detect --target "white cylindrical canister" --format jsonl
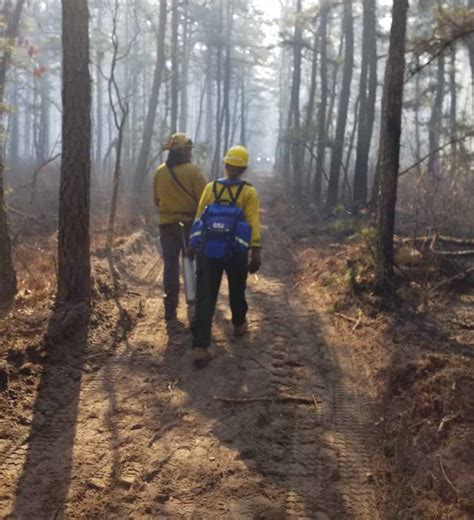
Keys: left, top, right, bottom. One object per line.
{"left": 183, "top": 257, "right": 197, "bottom": 303}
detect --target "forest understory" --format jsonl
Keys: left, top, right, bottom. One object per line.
{"left": 0, "top": 181, "right": 473, "bottom": 520}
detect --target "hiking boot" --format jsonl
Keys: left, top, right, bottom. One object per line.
{"left": 233, "top": 321, "right": 248, "bottom": 337}
{"left": 193, "top": 347, "right": 212, "bottom": 368}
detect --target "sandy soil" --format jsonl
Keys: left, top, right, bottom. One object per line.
{"left": 0, "top": 189, "right": 472, "bottom": 519}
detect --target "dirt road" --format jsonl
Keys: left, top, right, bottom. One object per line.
{"left": 0, "top": 207, "right": 384, "bottom": 519}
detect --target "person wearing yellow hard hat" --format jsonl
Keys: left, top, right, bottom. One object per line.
{"left": 187, "top": 145, "right": 262, "bottom": 367}
{"left": 154, "top": 132, "right": 207, "bottom": 322}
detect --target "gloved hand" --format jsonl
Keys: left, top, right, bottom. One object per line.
{"left": 186, "top": 245, "right": 196, "bottom": 261}
{"left": 248, "top": 248, "right": 261, "bottom": 274}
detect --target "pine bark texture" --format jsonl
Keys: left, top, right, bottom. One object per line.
{"left": 57, "top": 0, "right": 92, "bottom": 302}
{"left": 374, "top": 0, "right": 409, "bottom": 290}
{"left": 0, "top": 0, "right": 25, "bottom": 304}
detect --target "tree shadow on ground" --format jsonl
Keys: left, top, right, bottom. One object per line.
{"left": 11, "top": 301, "right": 90, "bottom": 519}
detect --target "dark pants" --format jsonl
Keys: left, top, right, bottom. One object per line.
{"left": 191, "top": 252, "right": 249, "bottom": 348}
{"left": 159, "top": 222, "right": 192, "bottom": 320}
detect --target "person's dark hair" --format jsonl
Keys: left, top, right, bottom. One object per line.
{"left": 225, "top": 164, "right": 247, "bottom": 177}
{"left": 166, "top": 148, "right": 191, "bottom": 168}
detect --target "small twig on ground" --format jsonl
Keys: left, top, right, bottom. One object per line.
{"left": 352, "top": 315, "right": 362, "bottom": 331}
{"left": 214, "top": 395, "right": 321, "bottom": 405}
{"left": 334, "top": 312, "right": 361, "bottom": 327}
{"left": 438, "top": 454, "right": 459, "bottom": 497}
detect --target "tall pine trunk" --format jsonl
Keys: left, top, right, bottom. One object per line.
{"left": 134, "top": 0, "right": 167, "bottom": 190}
{"left": 170, "top": 0, "right": 179, "bottom": 134}
{"left": 326, "top": 0, "right": 354, "bottom": 211}
{"left": 353, "top": 0, "right": 377, "bottom": 207}
{"left": 314, "top": 2, "right": 329, "bottom": 206}
{"left": 0, "top": 0, "right": 25, "bottom": 305}
{"left": 374, "top": 0, "right": 409, "bottom": 291}
{"left": 57, "top": 0, "right": 92, "bottom": 302}
{"left": 427, "top": 54, "right": 445, "bottom": 179}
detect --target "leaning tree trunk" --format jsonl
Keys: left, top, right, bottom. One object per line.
{"left": 134, "top": 0, "right": 167, "bottom": 190}
{"left": 57, "top": 0, "right": 92, "bottom": 303}
{"left": 325, "top": 0, "right": 354, "bottom": 211}
{"left": 353, "top": 0, "right": 377, "bottom": 208}
{"left": 374, "top": 0, "right": 409, "bottom": 292}
{"left": 0, "top": 0, "right": 25, "bottom": 305}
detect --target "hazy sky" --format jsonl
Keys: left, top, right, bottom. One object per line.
{"left": 253, "top": 0, "right": 281, "bottom": 20}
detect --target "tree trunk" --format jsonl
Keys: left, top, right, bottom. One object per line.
{"left": 211, "top": 0, "right": 224, "bottom": 179}
{"left": 289, "top": 0, "right": 303, "bottom": 197}
{"left": 170, "top": 0, "right": 179, "bottom": 134}
{"left": 205, "top": 44, "right": 213, "bottom": 143}
{"left": 449, "top": 44, "right": 457, "bottom": 165}
{"left": 134, "top": 0, "right": 167, "bottom": 190}
{"left": 223, "top": 1, "right": 234, "bottom": 153}
{"left": 374, "top": 0, "right": 409, "bottom": 291}
{"left": 304, "top": 21, "right": 319, "bottom": 188}
{"left": 428, "top": 54, "right": 445, "bottom": 179}
{"left": 8, "top": 69, "right": 19, "bottom": 168}
{"left": 0, "top": 0, "right": 25, "bottom": 305}
{"left": 179, "top": 0, "right": 190, "bottom": 133}
{"left": 467, "top": 0, "right": 474, "bottom": 102}
{"left": 353, "top": 0, "right": 377, "bottom": 207}
{"left": 326, "top": 0, "right": 354, "bottom": 211}
{"left": 314, "top": 2, "right": 329, "bottom": 206}
{"left": 414, "top": 71, "right": 422, "bottom": 176}
{"left": 240, "top": 76, "right": 246, "bottom": 146}
{"left": 38, "top": 72, "right": 51, "bottom": 164}
{"left": 57, "top": 0, "right": 92, "bottom": 303}
{"left": 95, "top": 50, "right": 104, "bottom": 168}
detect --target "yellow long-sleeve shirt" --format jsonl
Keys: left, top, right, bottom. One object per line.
{"left": 154, "top": 162, "right": 207, "bottom": 224}
{"left": 196, "top": 180, "right": 262, "bottom": 248}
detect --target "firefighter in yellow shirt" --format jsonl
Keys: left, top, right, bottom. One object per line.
{"left": 188, "top": 146, "right": 262, "bottom": 367}
{"left": 154, "top": 133, "right": 207, "bottom": 321}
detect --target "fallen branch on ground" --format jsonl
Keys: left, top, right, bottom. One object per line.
{"left": 214, "top": 394, "right": 321, "bottom": 405}
{"left": 399, "top": 132, "right": 474, "bottom": 177}
{"left": 432, "top": 267, "right": 474, "bottom": 291}
{"left": 7, "top": 205, "right": 50, "bottom": 229}
{"left": 395, "top": 235, "right": 474, "bottom": 247}
{"left": 434, "top": 250, "right": 474, "bottom": 258}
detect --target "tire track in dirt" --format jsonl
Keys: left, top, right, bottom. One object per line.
{"left": 2, "top": 217, "right": 381, "bottom": 518}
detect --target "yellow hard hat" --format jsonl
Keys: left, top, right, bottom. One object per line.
{"left": 163, "top": 132, "right": 193, "bottom": 151}
{"left": 223, "top": 145, "right": 249, "bottom": 168}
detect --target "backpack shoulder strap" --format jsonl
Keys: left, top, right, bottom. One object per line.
{"left": 228, "top": 180, "right": 248, "bottom": 205}
{"left": 168, "top": 164, "right": 198, "bottom": 203}
{"left": 213, "top": 180, "right": 228, "bottom": 203}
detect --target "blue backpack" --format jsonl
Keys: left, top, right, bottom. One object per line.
{"left": 190, "top": 179, "right": 252, "bottom": 259}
